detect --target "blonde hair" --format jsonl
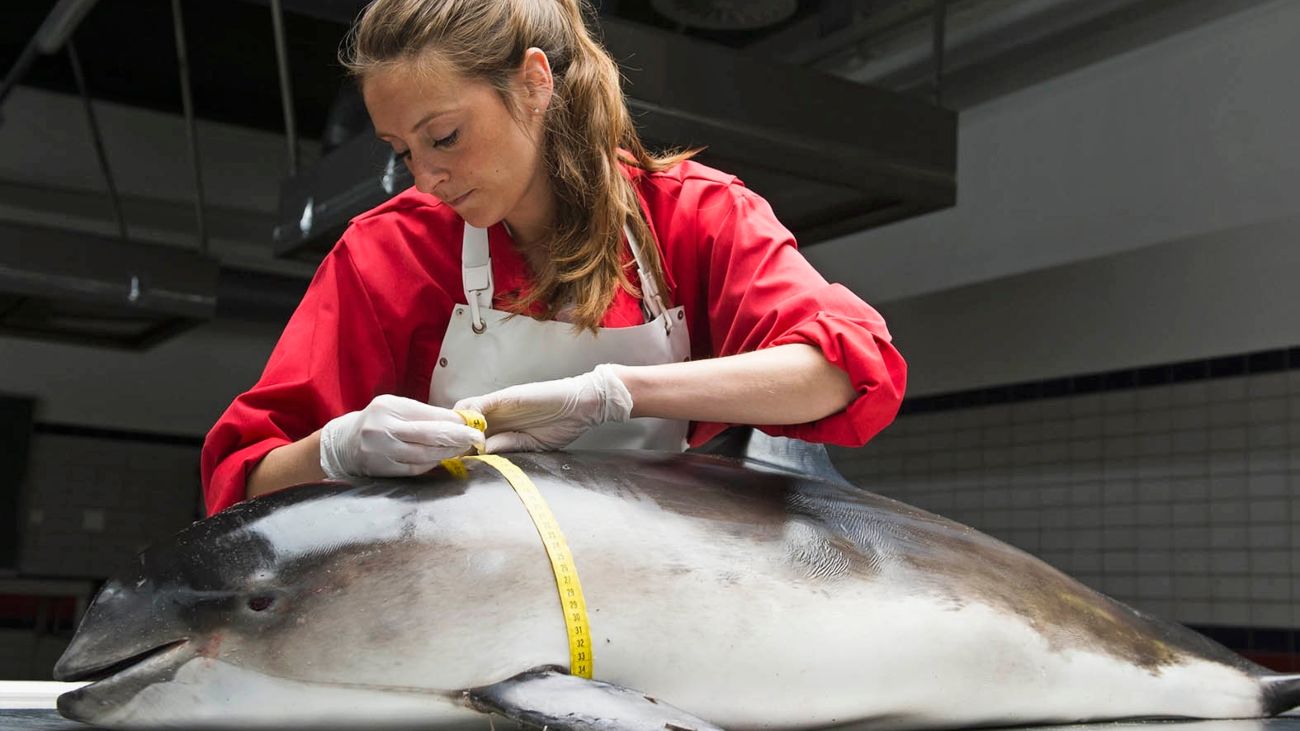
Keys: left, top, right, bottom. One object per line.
{"left": 342, "top": 0, "right": 696, "bottom": 331}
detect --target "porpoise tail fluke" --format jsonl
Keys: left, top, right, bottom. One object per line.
{"left": 1261, "top": 674, "right": 1300, "bottom": 715}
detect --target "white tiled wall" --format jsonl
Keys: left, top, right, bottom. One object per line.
{"left": 19, "top": 433, "right": 201, "bottom": 578}
{"left": 829, "top": 370, "right": 1300, "bottom": 628}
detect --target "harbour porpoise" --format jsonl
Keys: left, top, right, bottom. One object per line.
{"left": 52, "top": 442, "right": 1300, "bottom": 729}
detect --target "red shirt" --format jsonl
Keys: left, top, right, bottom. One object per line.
{"left": 201, "top": 161, "right": 906, "bottom": 515}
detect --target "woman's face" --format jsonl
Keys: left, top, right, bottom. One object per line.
{"left": 364, "top": 56, "right": 550, "bottom": 230}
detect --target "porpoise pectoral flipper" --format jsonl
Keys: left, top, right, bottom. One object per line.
{"left": 1261, "top": 675, "right": 1300, "bottom": 716}
{"left": 464, "top": 667, "right": 724, "bottom": 731}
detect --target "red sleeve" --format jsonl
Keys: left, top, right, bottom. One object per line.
{"left": 673, "top": 181, "right": 906, "bottom": 447}
{"left": 199, "top": 243, "right": 398, "bottom": 516}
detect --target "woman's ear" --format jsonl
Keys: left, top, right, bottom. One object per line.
{"left": 519, "top": 47, "right": 554, "bottom": 114}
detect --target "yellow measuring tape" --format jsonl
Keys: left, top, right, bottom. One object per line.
{"left": 441, "top": 410, "right": 593, "bottom": 678}
{"left": 454, "top": 409, "right": 488, "bottom": 433}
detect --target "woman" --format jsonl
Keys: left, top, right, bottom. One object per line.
{"left": 200, "top": 0, "right": 906, "bottom": 516}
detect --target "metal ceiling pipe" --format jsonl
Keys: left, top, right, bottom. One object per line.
{"left": 599, "top": 17, "right": 954, "bottom": 196}
{"left": 34, "top": 0, "right": 101, "bottom": 52}
{"left": 931, "top": 0, "right": 947, "bottom": 106}
{"left": 0, "top": 222, "right": 220, "bottom": 349}
{"left": 0, "top": 223, "right": 218, "bottom": 318}
{"left": 66, "top": 40, "right": 128, "bottom": 241}
{"left": 271, "top": 14, "right": 957, "bottom": 258}
{"left": 0, "top": 0, "right": 99, "bottom": 109}
{"left": 749, "top": 0, "right": 938, "bottom": 69}
{"left": 0, "top": 42, "right": 41, "bottom": 112}
{"left": 270, "top": 0, "right": 300, "bottom": 176}
{"left": 170, "top": 0, "right": 209, "bottom": 255}
{"left": 0, "top": 220, "right": 307, "bottom": 341}
{"left": 840, "top": 0, "right": 1100, "bottom": 85}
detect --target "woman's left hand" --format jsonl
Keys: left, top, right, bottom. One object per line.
{"left": 453, "top": 364, "right": 633, "bottom": 453}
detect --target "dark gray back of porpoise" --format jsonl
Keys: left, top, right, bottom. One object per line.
{"left": 688, "top": 427, "right": 852, "bottom": 485}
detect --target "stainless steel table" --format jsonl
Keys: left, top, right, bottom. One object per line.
{"left": 4, "top": 685, "right": 1300, "bottom": 730}
{"left": 4, "top": 709, "right": 1300, "bottom": 731}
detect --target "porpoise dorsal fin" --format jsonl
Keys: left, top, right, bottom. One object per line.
{"left": 463, "top": 666, "right": 723, "bottom": 731}
{"left": 1262, "top": 674, "right": 1300, "bottom": 716}
{"left": 688, "top": 427, "right": 851, "bottom": 485}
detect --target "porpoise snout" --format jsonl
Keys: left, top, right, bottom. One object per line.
{"left": 54, "top": 577, "right": 189, "bottom": 682}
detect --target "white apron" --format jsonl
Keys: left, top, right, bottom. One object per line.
{"left": 428, "top": 222, "right": 691, "bottom": 452}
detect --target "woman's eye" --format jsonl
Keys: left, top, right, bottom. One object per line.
{"left": 395, "top": 149, "right": 412, "bottom": 163}
{"left": 430, "top": 130, "right": 458, "bottom": 149}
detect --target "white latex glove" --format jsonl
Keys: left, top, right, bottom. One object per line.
{"left": 453, "top": 364, "right": 633, "bottom": 453}
{"left": 319, "top": 394, "right": 486, "bottom": 478}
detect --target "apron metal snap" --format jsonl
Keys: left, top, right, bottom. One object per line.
{"left": 439, "top": 357, "right": 448, "bottom": 367}
{"left": 472, "top": 319, "right": 487, "bottom": 334}
{"left": 677, "top": 310, "right": 684, "bottom": 320}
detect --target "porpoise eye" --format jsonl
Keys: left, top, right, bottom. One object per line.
{"left": 247, "top": 596, "right": 275, "bottom": 612}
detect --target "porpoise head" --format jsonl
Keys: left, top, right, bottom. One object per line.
{"left": 53, "top": 482, "right": 487, "bottom": 729}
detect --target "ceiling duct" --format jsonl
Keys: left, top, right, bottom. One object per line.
{"left": 0, "top": 223, "right": 218, "bottom": 349}
{"left": 273, "top": 16, "right": 956, "bottom": 260}
{"left": 650, "top": 0, "right": 798, "bottom": 31}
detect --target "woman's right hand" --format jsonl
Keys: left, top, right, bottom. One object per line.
{"left": 319, "top": 394, "right": 486, "bottom": 478}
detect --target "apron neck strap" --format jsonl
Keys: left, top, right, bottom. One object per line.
{"left": 461, "top": 221, "right": 669, "bottom": 328}
{"left": 624, "top": 222, "right": 669, "bottom": 321}
{"left": 461, "top": 224, "right": 493, "bottom": 331}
